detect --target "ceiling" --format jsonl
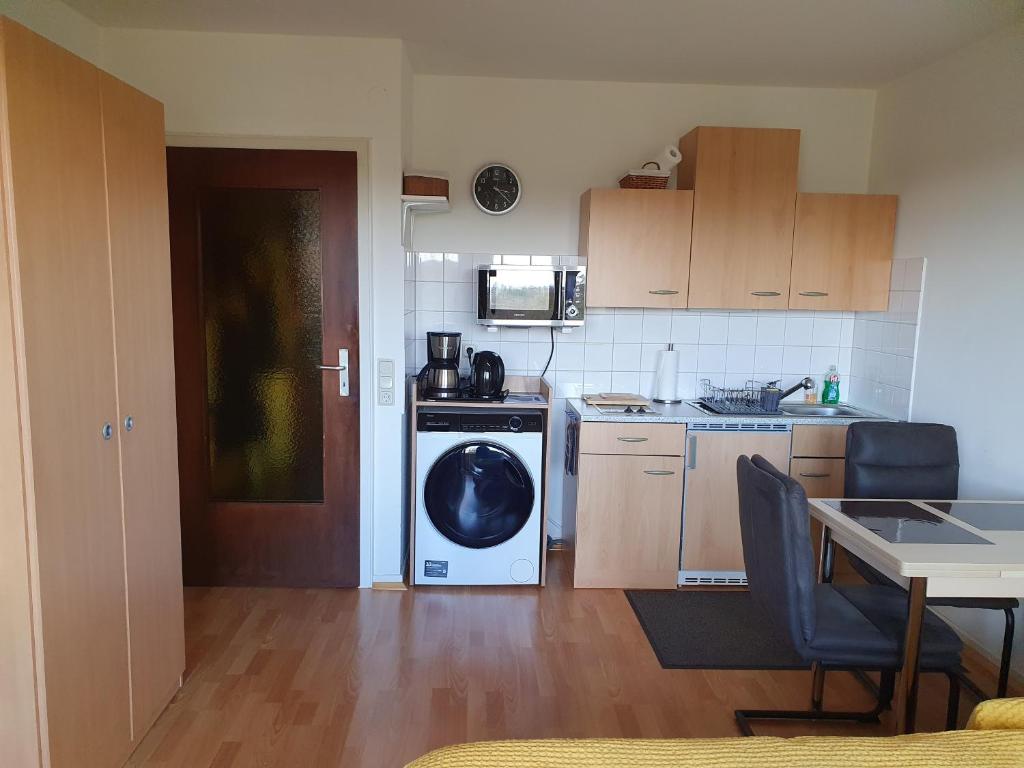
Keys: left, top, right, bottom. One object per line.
{"left": 64, "top": 0, "right": 1022, "bottom": 87}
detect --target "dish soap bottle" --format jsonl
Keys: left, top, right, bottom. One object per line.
{"left": 821, "top": 365, "right": 841, "bottom": 405}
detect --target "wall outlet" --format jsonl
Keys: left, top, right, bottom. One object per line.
{"left": 378, "top": 389, "right": 395, "bottom": 406}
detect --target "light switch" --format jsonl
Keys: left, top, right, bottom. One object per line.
{"left": 377, "top": 358, "right": 396, "bottom": 407}
{"left": 378, "top": 359, "right": 395, "bottom": 377}
{"left": 380, "top": 375, "right": 394, "bottom": 390}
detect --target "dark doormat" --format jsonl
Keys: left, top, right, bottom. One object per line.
{"left": 626, "top": 590, "right": 809, "bottom": 670}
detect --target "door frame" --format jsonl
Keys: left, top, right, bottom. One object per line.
{"left": 167, "top": 133, "right": 373, "bottom": 587}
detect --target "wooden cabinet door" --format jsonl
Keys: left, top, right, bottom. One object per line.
{"left": 679, "top": 127, "right": 799, "bottom": 309}
{"left": 100, "top": 72, "right": 185, "bottom": 740}
{"left": 681, "top": 430, "right": 791, "bottom": 573}
{"left": 1, "top": 20, "right": 132, "bottom": 766}
{"left": 791, "top": 424, "right": 848, "bottom": 458}
{"left": 579, "top": 188, "right": 692, "bottom": 308}
{"left": 790, "top": 458, "right": 846, "bottom": 498}
{"left": 790, "top": 193, "right": 897, "bottom": 311}
{"left": 575, "top": 453, "right": 684, "bottom": 588}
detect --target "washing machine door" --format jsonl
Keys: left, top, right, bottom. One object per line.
{"left": 424, "top": 441, "right": 535, "bottom": 549}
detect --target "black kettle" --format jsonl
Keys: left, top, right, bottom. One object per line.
{"left": 468, "top": 350, "right": 506, "bottom": 400}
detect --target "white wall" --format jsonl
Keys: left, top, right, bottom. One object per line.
{"left": 411, "top": 75, "right": 877, "bottom": 254}
{"left": 869, "top": 21, "right": 1024, "bottom": 672}
{"left": 100, "top": 27, "right": 410, "bottom": 585}
{"left": 0, "top": 0, "right": 101, "bottom": 62}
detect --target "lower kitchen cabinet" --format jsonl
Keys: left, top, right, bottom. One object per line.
{"left": 575, "top": 453, "right": 685, "bottom": 588}
{"left": 568, "top": 420, "right": 687, "bottom": 589}
{"left": 790, "top": 425, "right": 849, "bottom": 567}
{"left": 680, "top": 429, "right": 791, "bottom": 580}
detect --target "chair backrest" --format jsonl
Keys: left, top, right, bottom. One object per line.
{"left": 845, "top": 421, "right": 959, "bottom": 499}
{"left": 736, "top": 454, "right": 817, "bottom": 653}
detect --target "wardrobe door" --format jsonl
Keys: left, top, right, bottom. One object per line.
{"left": 1, "top": 19, "right": 131, "bottom": 766}
{"left": 100, "top": 72, "right": 185, "bottom": 739}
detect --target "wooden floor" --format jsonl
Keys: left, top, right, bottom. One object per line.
{"left": 128, "top": 551, "right": 1015, "bottom": 767}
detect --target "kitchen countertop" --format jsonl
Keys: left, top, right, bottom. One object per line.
{"left": 566, "top": 398, "right": 891, "bottom": 426}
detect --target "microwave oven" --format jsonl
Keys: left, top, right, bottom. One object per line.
{"left": 476, "top": 265, "right": 586, "bottom": 327}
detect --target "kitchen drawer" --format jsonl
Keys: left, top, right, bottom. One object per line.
{"left": 792, "top": 425, "right": 848, "bottom": 458}
{"left": 790, "top": 458, "right": 846, "bottom": 498}
{"left": 579, "top": 421, "right": 686, "bottom": 456}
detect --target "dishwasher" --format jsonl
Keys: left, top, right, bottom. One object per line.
{"left": 679, "top": 422, "right": 792, "bottom": 586}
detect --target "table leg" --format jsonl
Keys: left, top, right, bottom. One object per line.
{"left": 817, "top": 525, "right": 835, "bottom": 584}
{"left": 895, "top": 577, "right": 927, "bottom": 734}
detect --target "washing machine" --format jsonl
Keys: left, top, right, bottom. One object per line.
{"left": 414, "top": 408, "right": 544, "bottom": 585}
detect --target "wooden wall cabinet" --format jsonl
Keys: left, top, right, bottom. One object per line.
{"left": 790, "top": 193, "right": 897, "bottom": 311}
{"left": 679, "top": 126, "right": 800, "bottom": 310}
{"left": 0, "top": 19, "right": 183, "bottom": 767}
{"left": 579, "top": 188, "right": 693, "bottom": 308}
{"left": 573, "top": 423, "right": 686, "bottom": 588}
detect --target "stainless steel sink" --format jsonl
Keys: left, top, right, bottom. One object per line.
{"left": 779, "top": 403, "right": 871, "bottom": 418}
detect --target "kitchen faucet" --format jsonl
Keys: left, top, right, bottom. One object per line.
{"left": 778, "top": 377, "right": 815, "bottom": 401}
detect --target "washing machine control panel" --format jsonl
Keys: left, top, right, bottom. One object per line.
{"left": 418, "top": 408, "right": 544, "bottom": 434}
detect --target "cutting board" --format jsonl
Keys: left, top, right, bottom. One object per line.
{"left": 582, "top": 393, "right": 652, "bottom": 407}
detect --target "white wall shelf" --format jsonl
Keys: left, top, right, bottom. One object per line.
{"left": 402, "top": 194, "right": 450, "bottom": 249}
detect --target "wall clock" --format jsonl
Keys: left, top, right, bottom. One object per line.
{"left": 472, "top": 163, "right": 521, "bottom": 215}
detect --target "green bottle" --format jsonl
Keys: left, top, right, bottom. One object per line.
{"left": 822, "top": 365, "right": 841, "bottom": 405}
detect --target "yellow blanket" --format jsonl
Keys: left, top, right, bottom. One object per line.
{"left": 407, "top": 699, "right": 1024, "bottom": 768}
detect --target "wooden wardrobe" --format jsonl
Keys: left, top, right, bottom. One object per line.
{"left": 0, "top": 18, "right": 184, "bottom": 767}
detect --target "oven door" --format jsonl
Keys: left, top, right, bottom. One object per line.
{"left": 477, "top": 266, "right": 562, "bottom": 325}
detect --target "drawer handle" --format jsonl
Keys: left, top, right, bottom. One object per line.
{"left": 798, "top": 291, "right": 829, "bottom": 297}
{"left": 617, "top": 436, "right": 649, "bottom": 443}
{"left": 649, "top": 289, "right": 680, "bottom": 296}
{"left": 686, "top": 434, "right": 697, "bottom": 469}
{"left": 799, "top": 472, "right": 831, "bottom": 478}
{"left": 643, "top": 469, "right": 675, "bottom": 476}
{"left": 750, "top": 291, "right": 782, "bottom": 297}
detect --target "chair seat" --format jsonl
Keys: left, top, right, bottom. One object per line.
{"left": 836, "top": 584, "right": 963, "bottom": 668}
{"left": 802, "top": 584, "right": 962, "bottom": 669}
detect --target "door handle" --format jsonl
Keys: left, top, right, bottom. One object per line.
{"left": 617, "top": 436, "right": 649, "bottom": 443}
{"left": 750, "top": 291, "right": 782, "bottom": 297}
{"left": 643, "top": 469, "right": 675, "bottom": 476}
{"left": 319, "top": 348, "right": 350, "bottom": 396}
{"left": 686, "top": 434, "right": 697, "bottom": 469}
{"left": 799, "top": 472, "right": 831, "bottom": 478}
{"left": 648, "top": 289, "right": 679, "bottom": 296}
{"left": 798, "top": 291, "right": 829, "bottom": 297}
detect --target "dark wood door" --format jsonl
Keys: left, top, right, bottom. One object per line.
{"left": 166, "top": 147, "right": 359, "bottom": 587}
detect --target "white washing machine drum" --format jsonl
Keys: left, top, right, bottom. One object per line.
{"left": 423, "top": 441, "right": 535, "bottom": 549}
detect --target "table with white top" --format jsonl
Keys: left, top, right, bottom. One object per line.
{"left": 808, "top": 498, "right": 1024, "bottom": 734}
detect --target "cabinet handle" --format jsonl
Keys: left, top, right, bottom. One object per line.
{"left": 124, "top": 415, "right": 135, "bottom": 432}
{"left": 617, "top": 436, "right": 649, "bottom": 443}
{"left": 686, "top": 434, "right": 697, "bottom": 469}
{"left": 798, "top": 291, "right": 829, "bottom": 297}
{"left": 751, "top": 291, "right": 782, "bottom": 297}
{"left": 799, "top": 472, "right": 831, "bottom": 478}
{"left": 101, "top": 422, "right": 113, "bottom": 441}
{"left": 649, "top": 289, "right": 679, "bottom": 296}
{"left": 643, "top": 469, "right": 675, "bottom": 476}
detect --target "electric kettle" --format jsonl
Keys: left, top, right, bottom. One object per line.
{"left": 468, "top": 350, "right": 506, "bottom": 400}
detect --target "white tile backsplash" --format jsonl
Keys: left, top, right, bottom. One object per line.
{"left": 404, "top": 251, "right": 924, "bottom": 428}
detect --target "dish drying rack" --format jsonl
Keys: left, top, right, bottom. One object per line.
{"left": 697, "top": 379, "right": 782, "bottom": 416}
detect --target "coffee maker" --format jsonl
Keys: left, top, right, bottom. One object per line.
{"left": 417, "top": 331, "right": 462, "bottom": 399}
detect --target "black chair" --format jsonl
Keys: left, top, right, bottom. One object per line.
{"left": 733, "top": 454, "right": 965, "bottom": 735}
{"left": 844, "top": 421, "right": 1017, "bottom": 698}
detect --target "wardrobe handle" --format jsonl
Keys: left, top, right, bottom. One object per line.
{"left": 750, "top": 291, "right": 782, "bottom": 297}
{"left": 798, "top": 291, "right": 829, "bottom": 297}
{"left": 643, "top": 469, "right": 675, "bottom": 476}
{"left": 649, "top": 289, "right": 679, "bottom": 296}
{"left": 101, "top": 422, "right": 113, "bottom": 441}
{"left": 617, "top": 436, "right": 649, "bottom": 443}
{"left": 124, "top": 415, "right": 135, "bottom": 432}
{"left": 799, "top": 472, "right": 831, "bottom": 478}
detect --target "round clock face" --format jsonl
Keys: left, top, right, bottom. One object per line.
{"left": 473, "top": 164, "right": 521, "bottom": 215}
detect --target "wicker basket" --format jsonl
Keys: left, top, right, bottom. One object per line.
{"left": 618, "top": 162, "right": 671, "bottom": 190}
